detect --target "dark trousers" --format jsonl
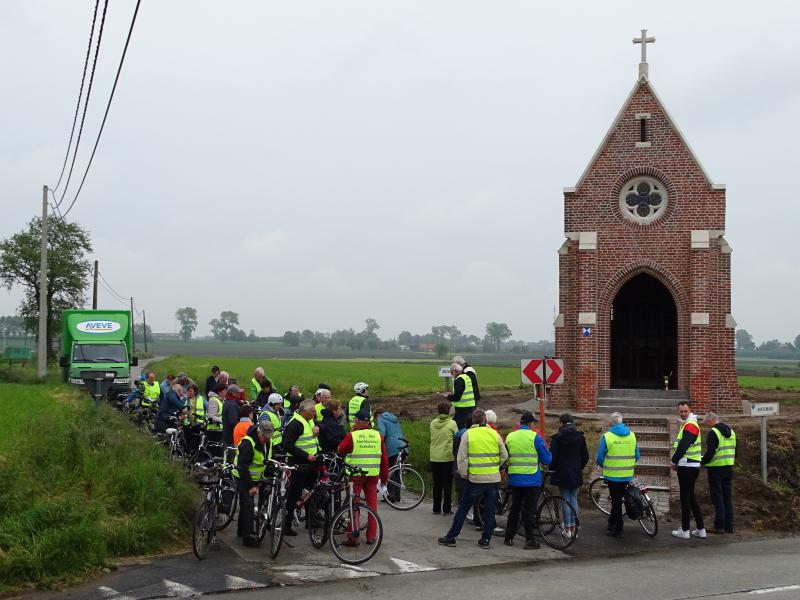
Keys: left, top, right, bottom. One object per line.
{"left": 431, "top": 461, "right": 454, "bottom": 513}
{"left": 447, "top": 482, "right": 498, "bottom": 541}
{"left": 236, "top": 478, "right": 256, "bottom": 540}
{"left": 678, "top": 467, "right": 705, "bottom": 531}
{"left": 505, "top": 485, "right": 541, "bottom": 542}
{"left": 387, "top": 454, "right": 400, "bottom": 501}
{"left": 707, "top": 467, "right": 734, "bottom": 531}
{"left": 453, "top": 408, "right": 473, "bottom": 430}
{"left": 606, "top": 479, "right": 627, "bottom": 533}
{"left": 285, "top": 467, "right": 313, "bottom": 525}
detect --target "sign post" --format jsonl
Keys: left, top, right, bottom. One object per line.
{"left": 438, "top": 366, "right": 452, "bottom": 392}
{"left": 742, "top": 401, "right": 779, "bottom": 484}
{"left": 520, "top": 358, "right": 564, "bottom": 437}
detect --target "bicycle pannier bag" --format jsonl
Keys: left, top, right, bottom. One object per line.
{"left": 624, "top": 485, "right": 645, "bottom": 520}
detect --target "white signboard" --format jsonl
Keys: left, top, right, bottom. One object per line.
{"left": 743, "top": 402, "right": 779, "bottom": 417}
{"left": 438, "top": 367, "right": 452, "bottom": 378}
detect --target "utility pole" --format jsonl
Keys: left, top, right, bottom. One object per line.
{"left": 130, "top": 297, "right": 137, "bottom": 353}
{"left": 142, "top": 309, "right": 149, "bottom": 353}
{"left": 37, "top": 185, "right": 48, "bottom": 379}
{"left": 92, "top": 260, "right": 98, "bottom": 309}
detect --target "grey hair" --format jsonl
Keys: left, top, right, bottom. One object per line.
{"left": 255, "top": 367, "right": 264, "bottom": 376}
{"left": 219, "top": 370, "right": 229, "bottom": 380}
{"left": 452, "top": 355, "right": 466, "bottom": 366}
{"left": 609, "top": 412, "right": 623, "bottom": 426}
{"left": 450, "top": 363, "right": 463, "bottom": 374}
{"left": 703, "top": 412, "right": 719, "bottom": 423}
{"left": 316, "top": 388, "right": 331, "bottom": 399}
{"left": 299, "top": 399, "right": 316, "bottom": 414}
{"left": 257, "top": 419, "right": 275, "bottom": 437}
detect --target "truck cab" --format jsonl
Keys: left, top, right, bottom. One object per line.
{"left": 60, "top": 310, "right": 138, "bottom": 394}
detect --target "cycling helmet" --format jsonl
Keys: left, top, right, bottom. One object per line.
{"left": 353, "top": 382, "right": 369, "bottom": 394}
{"left": 267, "top": 392, "right": 284, "bottom": 405}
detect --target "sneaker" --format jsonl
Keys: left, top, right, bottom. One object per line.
{"left": 691, "top": 528, "right": 707, "bottom": 539}
{"left": 438, "top": 536, "right": 456, "bottom": 547}
{"left": 523, "top": 539, "right": 540, "bottom": 550}
{"left": 341, "top": 538, "right": 360, "bottom": 547}
{"left": 503, "top": 538, "right": 513, "bottom": 547}
{"left": 493, "top": 526, "right": 505, "bottom": 535}
{"left": 478, "top": 538, "right": 491, "bottom": 549}
{"left": 671, "top": 528, "right": 690, "bottom": 539}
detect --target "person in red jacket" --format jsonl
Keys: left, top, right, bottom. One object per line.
{"left": 337, "top": 409, "right": 389, "bottom": 545}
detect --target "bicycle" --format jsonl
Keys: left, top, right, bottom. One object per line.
{"left": 299, "top": 454, "right": 346, "bottom": 548}
{"left": 191, "top": 458, "right": 234, "bottom": 559}
{"left": 255, "top": 459, "right": 300, "bottom": 559}
{"left": 588, "top": 476, "right": 658, "bottom": 536}
{"left": 384, "top": 437, "right": 425, "bottom": 510}
{"left": 158, "top": 415, "right": 187, "bottom": 463}
{"left": 328, "top": 463, "right": 384, "bottom": 565}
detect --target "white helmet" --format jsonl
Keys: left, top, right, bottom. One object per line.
{"left": 353, "top": 382, "right": 369, "bottom": 394}
{"left": 267, "top": 392, "right": 284, "bottom": 405}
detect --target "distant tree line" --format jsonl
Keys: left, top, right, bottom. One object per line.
{"left": 736, "top": 329, "right": 800, "bottom": 359}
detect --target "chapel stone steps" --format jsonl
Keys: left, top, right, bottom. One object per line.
{"left": 597, "top": 388, "right": 689, "bottom": 415}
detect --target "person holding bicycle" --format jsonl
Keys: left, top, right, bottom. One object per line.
{"left": 596, "top": 412, "right": 640, "bottom": 538}
{"left": 337, "top": 409, "right": 389, "bottom": 546}
{"left": 504, "top": 411, "right": 552, "bottom": 549}
{"left": 375, "top": 407, "right": 404, "bottom": 503}
{"left": 282, "top": 399, "right": 321, "bottom": 536}
{"left": 232, "top": 419, "right": 274, "bottom": 548}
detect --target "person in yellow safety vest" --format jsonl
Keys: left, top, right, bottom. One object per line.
{"left": 596, "top": 411, "right": 640, "bottom": 538}
{"left": 348, "top": 382, "right": 373, "bottom": 429}
{"left": 437, "top": 363, "right": 475, "bottom": 430}
{"left": 337, "top": 409, "right": 389, "bottom": 546}
{"left": 439, "top": 408, "right": 508, "bottom": 549}
{"left": 283, "top": 384, "right": 304, "bottom": 412}
{"left": 452, "top": 355, "right": 481, "bottom": 406}
{"left": 671, "top": 401, "right": 707, "bottom": 540}
{"left": 257, "top": 393, "right": 285, "bottom": 452}
{"left": 141, "top": 371, "right": 160, "bottom": 409}
{"left": 232, "top": 419, "right": 274, "bottom": 547}
{"left": 205, "top": 384, "right": 225, "bottom": 455}
{"left": 185, "top": 383, "right": 206, "bottom": 453}
{"left": 701, "top": 412, "right": 736, "bottom": 534}
{"left": 503, "top": 411, "right": 552, "bottom": 549}
{"left": 250, "top": 367, "right": 266, "bottom": 402}
{"left": 281, "top": 399, "right": 319, "bottom": 536}
{"left": 313, "top": 387, "right": 332, "bottom": 423}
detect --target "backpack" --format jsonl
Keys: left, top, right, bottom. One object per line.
{"left": 624, "top": 484, "right": 645, "bottom": 520}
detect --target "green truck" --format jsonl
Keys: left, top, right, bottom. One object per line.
{"left": 59, "top": 309, "right": 138, "bottom": 394}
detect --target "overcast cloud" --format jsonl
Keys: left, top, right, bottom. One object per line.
{"left": 1, "top": 1, "right": 798, "bottom": 343}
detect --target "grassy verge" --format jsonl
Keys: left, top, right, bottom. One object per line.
{"left": 738, "top": 375, "right": 800, "bottom": 391}
{"left": 148, "top": 356, "right": 520, "bottom": 398}
{"left": 0, "top": 382, "right": 198, "bottom": 593}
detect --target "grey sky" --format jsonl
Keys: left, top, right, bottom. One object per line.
{"left": 1, "top": 1, "right": 798, "bottom": 343}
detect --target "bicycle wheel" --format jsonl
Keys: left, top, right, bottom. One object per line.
{"left": 589, "top": 477, "right": 612, "bottom": 515}
{"left": 536, "top": 495, "right": 578, "bottom": 550}
{"left": 329, "top": 502, "right": 383, "bottom": 565}
{"left": 268, "top": 493, "right": 287, "bottom": 559}
{"left": 385, "top": 466, "right": 425, "bottom": 510}
{"left": 215, "top": 477, "right": 237, "bottom": 531}
{"left": 308, "top": 489, "right": 331, "bottom": 548}
{"left": 192, "top": 500, "right": 216, "bottom": 560}
{"left": 638, "top": 495, "right": 659, "bottom": 537}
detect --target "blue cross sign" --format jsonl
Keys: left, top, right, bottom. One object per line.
{"left": 582, "top": 327, "right": 592, "bottom": 337}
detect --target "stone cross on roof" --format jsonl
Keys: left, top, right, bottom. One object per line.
{"left": 632, "top": 28, "right": 655, "bottom": 80}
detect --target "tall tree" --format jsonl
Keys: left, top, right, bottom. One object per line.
{"left": 133, "top": 322, "right": 152, "bottom": 344}
{"left": 364, "top": 318, "right": 380, "bottom": 335}
{"left": 175, "top": 306, "right": 198, "bottom": 341}
{"left": 209, "top": 311, "right": 240, "bottom": 342}
{"left": 485, "top": 321, "right": 512, "bottom": 352}
{"left": 794, "top": 334, "right": 800, "bottom": 353}
{"left": 0, "top": 216, "right": 92, "bottom": 361}
{"left": 735, "top": 329, "right": 755, "bottom": 351}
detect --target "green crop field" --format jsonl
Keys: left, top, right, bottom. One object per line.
{"left": 738, "top": 376, "right": 800, "bottom": 391}
{"left": 147, "top": 356, "right": 521, "bottom": 398}
{"left": 0, "top": 379, "right": 197, "bottom": 592}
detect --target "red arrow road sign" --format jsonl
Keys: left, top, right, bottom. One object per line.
{"left": 521, "top": 359, "right": 544, "bottom": 384}
{"left": 545, "top": 358, "right": 564, "bottom": 385}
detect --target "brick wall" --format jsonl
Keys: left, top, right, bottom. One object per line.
{"left": 552, "top": 80, "right": 740, "bottom": 413}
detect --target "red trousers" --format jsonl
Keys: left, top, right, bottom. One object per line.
{"left": 351, "top": 475, "right": 380, "bottom": 542}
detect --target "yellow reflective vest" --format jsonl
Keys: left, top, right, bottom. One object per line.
{"left": 602, "top": 431, "right": 637, "bottom": 479}
{"left": 233, "top": 434, "right": 270, "bottom": 481}
{"left": 705, "top": 427, "right": 736, "bottom": 467}
{"left": 673, "top": 419, "right": 702, "bottom": 463}
{"left": 345, "top": 429, "right": 382, "bottom": 476}
{"left": 452, "top": 374, "right": 475, "bottom": 409}
{"left": 206, "top": 396, "right": 223, "bottom": 430}
{"left": 505, "top": 428, "right": 539, "bottom": 475}
{"left": 142, "top": 381, "right": 160, "bottom": 407}
{"left": 467, "top": 425, "right": 500, "bottom": 477}
{"left": 290, "top": 412, "right": 318, "bottom": 455}
{"left": 348, "top": 395, "right": 373, "bottom": 429}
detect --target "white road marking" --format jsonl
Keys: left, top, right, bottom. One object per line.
{"left": 390, "top": 557, "right": 436, "bottom": 573}
{"left": 97, "top": 587, "right": 135, "bottom": 600}
{"left": 225, "top": 574, "right": 266, "bottom": 590}
{"left": 162, "top": 579, "right": 200, "bottom": 597}
{"left": 750, "top": 584, "right": 800, "bottom": 595}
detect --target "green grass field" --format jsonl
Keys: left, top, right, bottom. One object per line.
{"left": 738, "top": 376, "right": 800, "bottom": 391}
{"left": 0, "top": 381, "right": 198, "bottom": 593}
{"left": 148, "top": 356, "right": 520, "bottom": 398}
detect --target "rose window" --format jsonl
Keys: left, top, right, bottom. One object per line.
{"left": 618, "top": 177, "right": 668, "bottom": 224}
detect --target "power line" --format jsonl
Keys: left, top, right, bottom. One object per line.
{"left": 98, "top": 271, "right": 129, "bottom": 302}
{"left": 61, "top": 0, "right": 142, "bottom": 219}
{"left": 51, "top": 0, "right": 101, "bottom": 195}
{"left": 98, "top": 279, "right": 129, "bottom": 308}
{"left": 57, "top": 0, "right": 109, "bottom": 208}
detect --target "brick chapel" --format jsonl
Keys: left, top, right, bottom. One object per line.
{"left": 552, "top": 31, "right": 740, "bottom": 414}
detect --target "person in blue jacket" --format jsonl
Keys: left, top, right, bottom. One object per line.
{"left": 596, "top": 412, "right": 640, "bottom": 537}
{"left": 375, "top": 408, "right": 404, "bottom": 502}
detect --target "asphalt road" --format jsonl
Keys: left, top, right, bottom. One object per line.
{"left": 208, "top": 536, "right": 800, "bottom": 600}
